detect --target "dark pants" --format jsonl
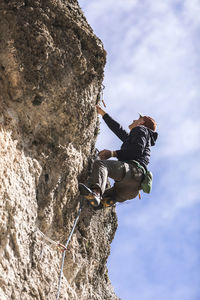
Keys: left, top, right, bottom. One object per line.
{"left": 88, "top": 160, "right": 144, "bottom": 203}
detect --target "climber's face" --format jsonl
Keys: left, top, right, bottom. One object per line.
{"left": 128, "top": 117, "right": 144, "bottom": 130}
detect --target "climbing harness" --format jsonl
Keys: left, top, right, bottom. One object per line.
{"left": 56, "top": 200, "right": 83, "bottom": 300}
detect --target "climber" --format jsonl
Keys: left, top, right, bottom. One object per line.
{"left": 79, "top": 105, "right": 158, "bottom": 208}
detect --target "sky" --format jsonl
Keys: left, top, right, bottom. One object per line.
{"left": 78, "top": 1, "right": 200, "bottom": 299}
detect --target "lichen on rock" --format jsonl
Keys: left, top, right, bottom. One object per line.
{"left": 0, "top": 0, "right": 119, "bottom": 299}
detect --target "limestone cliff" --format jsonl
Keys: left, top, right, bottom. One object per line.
{"left": 0, "top": 1, "right": 119, "bottom": 299}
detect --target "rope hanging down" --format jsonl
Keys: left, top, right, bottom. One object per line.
{"left": 56, "top": 200, "right": 83, "bottom": 300}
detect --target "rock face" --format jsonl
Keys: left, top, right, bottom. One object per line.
{"left": 0, "top": 1, "right": 119, "bottom": 299}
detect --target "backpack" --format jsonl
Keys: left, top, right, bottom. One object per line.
{"left": 130, "top": 160, "right": 153, "bottom": 194}
{"left": 141, "top": 170, "right": 153, "bottom": 194}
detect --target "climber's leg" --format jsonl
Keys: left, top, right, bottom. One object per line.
{"left": 79, "top": 160, "right": 143, "bottom": 208}
{"left": 100, "top": 162, "right": 144, "bottom": 207}
{"left": 113, "top": 163, "right": 144, "bottom": 202}
{"left": 88, "top": 160, "right": 126, "bottom": 195}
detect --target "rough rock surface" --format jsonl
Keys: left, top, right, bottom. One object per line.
{"left": 0, "top": 1, "right": 119, "bottom": 299}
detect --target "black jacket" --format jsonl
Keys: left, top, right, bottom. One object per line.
{"left": 103, "top": 113, "right": 158, "bottom": 169}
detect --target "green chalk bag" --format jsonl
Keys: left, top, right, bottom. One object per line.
{"left": 141, "top": 171, "right": 153, "bottom": 194}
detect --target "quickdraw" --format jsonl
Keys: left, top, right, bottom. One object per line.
{"left": 36, "top": 228, "right": 67, "bottom": 252}
{"left": 98, "top": 84, "right": 106, "bottom": 107}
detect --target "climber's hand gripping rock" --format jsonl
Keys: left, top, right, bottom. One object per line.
{"left": 98, "top": 149, "right": 112, "bottom": 160}
{"left": 96, "top": 104, "right": 106, "bottom": 116}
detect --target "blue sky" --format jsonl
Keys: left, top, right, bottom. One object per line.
{"left": 78, "top": 1, "right": 200, "bottom": 299}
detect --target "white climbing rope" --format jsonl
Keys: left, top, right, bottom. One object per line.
{"left": 56, "top": 202, "right": 83, "bottom": 300}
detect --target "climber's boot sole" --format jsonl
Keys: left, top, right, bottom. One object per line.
{"left": 78, "top": 183, "right": 101, "bottom": 207}
{"left": 101, "top": 197, "right": 116, "bottom": 208}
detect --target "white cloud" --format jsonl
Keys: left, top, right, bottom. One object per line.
{"left": 183, "top": 0, "right": 200, "bottom": 28}
{"left": 160, "top": 120, "right": 200, "bottom": 156}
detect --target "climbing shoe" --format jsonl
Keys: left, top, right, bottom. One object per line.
{"left": 78, "top": 183, "right": 101, "bottom": 207}
{"left": 101, "top": 197, "right": 116, "bottom": 208}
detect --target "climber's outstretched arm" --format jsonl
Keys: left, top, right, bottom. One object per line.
{"left": 96, "top": 105, "right": 129, "bottom": 142}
